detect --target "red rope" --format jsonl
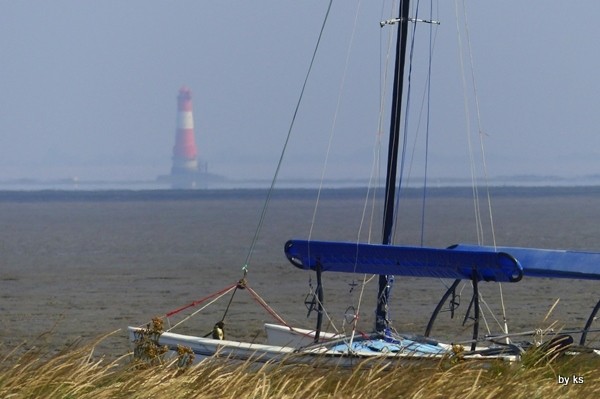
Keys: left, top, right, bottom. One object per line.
{"left": 245, "top": 286, "right": 290, "bottom": 327}
{"left": 165, "top": 283, "right": 237, "bottom": 317}
{"left": 164, "top": 282, "right": 298, "bottom": 336}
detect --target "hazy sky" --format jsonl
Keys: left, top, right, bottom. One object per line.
{"left": 1, "top": 1, "right": 598, "bottom": 183}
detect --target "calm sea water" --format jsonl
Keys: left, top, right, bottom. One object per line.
{"left": 0, "top": 187, "right": 598, "bottom": 357}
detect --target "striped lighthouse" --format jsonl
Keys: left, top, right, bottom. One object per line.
{"left": 171, "top": 86, "right": 199, "bottom": 175}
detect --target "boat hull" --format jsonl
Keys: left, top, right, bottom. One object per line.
{"left": 264, "top": 323, "right": 342, "bottom": 347}
{"left": 128, "top": 325, "right": 519, "bottom": 367}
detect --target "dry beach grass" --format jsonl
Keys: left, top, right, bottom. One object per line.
{"left": 1, "top": 330, "right": 599, "bottom": 399}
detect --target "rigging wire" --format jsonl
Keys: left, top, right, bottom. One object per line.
{"left": 166, "top": 285, "right": 236, "bottom": 332}
{"left": 391, "top": 0, "right": 419, "bottom": 244}
{"left": 241, "top": 0, "right": 334, "bottom": 274}
{"left": 378, "top": 0, "right": 508, "bottom": 340}
{"left": 348, "top": 9, "right": 393, "bottom": 340}
{"left": 374, "top": 0, "right": 448, "bottom": 327}
{"left": 364, "top": 0, "right": 397, "bottom": 245}
{"left": 396, "top": 0, "right": 440, "bottom": 247}
{"left": 419, "top": 0, "right": 436, "bottom": 246}
{"left": 309, "top": 0, "right": 363, "bottom": 241}
{"left": 351, "top": 0, "right": 398, "bottom": 281}
{"left": 302, "top": 0, "right": 372, "bottom": 342}
{"left": 462, "top": 0, "right": 497, "bottom": 249}
{"left": 455, "top": 0, "right": 509, "bottom": 339}
{"left": 453, "top": 0, "right": 483, "bottom": 244}
{"left": 347, "top": 0, "right": 398, "bottom": 346}
{"left": 460, "top": 0, "right": 508, "bottom": 338}
{"left": 392, "top": 0, "right": 438, "bottom": 244}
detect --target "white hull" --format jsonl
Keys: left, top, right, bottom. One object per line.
{"left": 128, "top": 325, "right": 519, "bottom": 367}
{"left": 129, "top": 327, "right": 295, "bottom": 364}
{"left": 264, "top": 323, "right": 342, "bottom": 347}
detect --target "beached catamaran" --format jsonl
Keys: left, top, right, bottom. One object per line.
{"left": 129, "top": 1, "right": 600, "bottom": 365}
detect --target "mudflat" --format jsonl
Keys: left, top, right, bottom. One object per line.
{"left": 0, "top": 187, "right": 598, "bottom": 358}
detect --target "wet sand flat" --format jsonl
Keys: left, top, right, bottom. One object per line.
{"left": 0, "top": 187, "right": 598, "bottom": 357}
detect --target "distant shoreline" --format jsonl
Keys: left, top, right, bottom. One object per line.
{"left": 1, "top": 174, "right": 599, "bottom": 192}
{"left": 0, "top": 185, "right": 598, "bottom": 202}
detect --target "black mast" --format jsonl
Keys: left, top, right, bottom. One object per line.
{"left": 375, "top": 0, "right": 411, "bottom": 333}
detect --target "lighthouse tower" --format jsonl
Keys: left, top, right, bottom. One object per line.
{"left": 171, "top": 86, "right": 199, "bottom": 175}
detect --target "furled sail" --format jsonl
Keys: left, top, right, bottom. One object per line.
{"left": 285, "top": 240, "right": 523, "bottom": 283}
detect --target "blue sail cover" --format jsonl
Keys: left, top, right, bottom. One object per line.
{"left": 284, "top": 240, "right": 523, "bottom": 283}
{"left": 451, "top": 244, "right": 600, "bottom": 280}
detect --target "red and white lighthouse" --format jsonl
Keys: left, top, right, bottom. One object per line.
{"left": 171, "top": 86, "right": 199, "bottom": 175}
